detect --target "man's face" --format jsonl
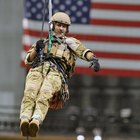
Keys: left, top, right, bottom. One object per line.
{"left": 54, "top": 22, "right": 68, "bottom": 37}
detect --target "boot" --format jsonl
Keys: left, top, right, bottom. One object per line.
{"left": 29, "top": 119, "right": 40, "bottom": 137}
{"left": 20, "top": 118, "right": 29, "bottom": 137}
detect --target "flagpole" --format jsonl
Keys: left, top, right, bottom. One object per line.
{"left": 40, "top": 0, "right": 47, "bottom": 39}
{"left": 40, "top": 0, "right": 52, "bottom": 62}
{"left": 48, "top": 0, "right": 53, "bottom": 53}
{"left": 49, "top": 0, "right": 52, "bottom": 23}
{"left": 39, "top": 0, "right": 47, "bottom": 63}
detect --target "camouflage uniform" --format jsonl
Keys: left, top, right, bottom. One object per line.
{"left": 20, "top": 36, "right": 92, "bottom": 123}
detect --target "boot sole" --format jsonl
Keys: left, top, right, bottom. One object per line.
{"left": 20, "top": 121, "right": 29, "bottom": 137}
{"left": 29, "top": 122, "right": 39, "bottom": 137}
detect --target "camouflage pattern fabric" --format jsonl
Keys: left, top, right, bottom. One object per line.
{"left": 20, "top": 63, "right": 62, "bottom": 123}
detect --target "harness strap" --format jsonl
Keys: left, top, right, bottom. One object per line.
{"left": 50, "top": 58, "right": 68, "bottom": 84}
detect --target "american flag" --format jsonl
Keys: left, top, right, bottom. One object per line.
{"left": 21, "top": 0, "right": 140, "bottom": 77}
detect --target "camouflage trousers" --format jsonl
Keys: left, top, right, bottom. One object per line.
{"left": 20, "top": 63, "right": 62, "bottom": 123}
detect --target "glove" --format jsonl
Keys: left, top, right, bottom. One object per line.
{"left": 35, "top": 39, "right": 45, "bottom": 53}
{"left": 89, "top": 57, "right": 100, "bottom": 72}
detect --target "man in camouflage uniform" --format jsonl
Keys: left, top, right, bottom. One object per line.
{"left": 20, "top": 12, "right": 100, "bottom": 137}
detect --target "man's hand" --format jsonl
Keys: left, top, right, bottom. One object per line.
{"left": 89, "top": 57, "right": 100, "bottom": 72}
{"left": 35, "top": 40, "right": 45, "bottom": 53}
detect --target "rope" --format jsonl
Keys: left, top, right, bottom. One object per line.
{"left": 39, "top": 0, "right": 48, "bottom": 66}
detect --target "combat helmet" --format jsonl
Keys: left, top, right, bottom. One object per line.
{"left": 51, "top": 12, "right": 71, "bottom": 26}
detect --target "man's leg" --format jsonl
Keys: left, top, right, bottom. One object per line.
{"left": 20, "top": 69, "right": 43, "bottom": 136}
{"left": 29, "top": 71, "right": 62, "bottom": 137}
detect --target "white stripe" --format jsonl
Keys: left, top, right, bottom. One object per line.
{"left": 21, "top": 50, "right": 140, "bottom": 70}
{"left": 71, "top": 25, "right": 140, "bottom": 37}
{"left": 23, "top": 18, "right": 48, "bottom": 30}
{"left": 92, "top": 0, "right": 140, "bottom": 5}
{"left": 21, "top": 50, "right": 26, "bottom": 60}
{"left": 91, "top": 10, "right": 140, "bottom": 21}
{"left": 23, "top": 35, "right": 140, "bottom": 55}
{"left": 76, "top": 58, "right": 140, "bottom": 70}
{"left": 82, "top": 41, "right": 140, "bottom": 54}
{"left": 23, "top": 35, "right": 39, "bottom": 45}
{"left": 100, "top": 58, "right": 140, "bottom": 70}
{"left": 23, "top": 19, "right": 140, "bottom": 38}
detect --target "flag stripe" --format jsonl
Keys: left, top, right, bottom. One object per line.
{"left": 23, "top": 44, "right": 31, "bottom": 51}
{"left": 22, "top": 44, "right": 140, "bottom": 60}
{"left": 23, "top": 34, "right": 140, "bottom": 54}
{"left": 23, "top": 21, "right": 140, "bottom": 37}
{"left": 75, "top": 67, "right": 140, "bottom": 77}
{"left": 92, "top": 0, "right": 140, "bottom": 5}
{"left": 24, "top": 29, "right": 140, "bottom": 44}
{"left": 92, "top": 2, "right": 140, "bottom": 11}
{"left": 71, "top": 25, "right": 140, "bottom": 37}
{"left": 69, "top": 33, "right": 140, "bottom": 44}
{"left": 91, "top": 10, "right": 140, "bottom": 21}
{"left": 76, "top": 58, "right": 140, "bottom": 70}
{"left": 90, "top": 19, "right": 140, "bottom": 27}
{"left": 95, "top": 51, "right": 140, "bottom": 60}
{"left": 81, "top": 41, "right": 140, "bottom": 54}
{"left": 23, "top": 19, "right": 140, "bottom": 37}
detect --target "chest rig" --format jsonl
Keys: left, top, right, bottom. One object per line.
{"left": 32, "top": 36, "right": 76, "bottom": 78}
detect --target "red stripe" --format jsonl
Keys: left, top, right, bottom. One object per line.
{"left": 24, "top": 29, "right": 140, "bottom": 44}
{"left": 21, "top": 61, "right": 140, "bottom": 77}
{"left": 24, "top": 29, "right": 48, "bottom": 38}
{"left": 75, "top": 67, "right": 140, "bottom": 77}
{"left": 90, "top": 19, "right": 140, "bottom": 28}
{"left": 21, "top": 60, "right": 140, "bottom": 77}
{"left": 69, "top": 33, "right": 140, "bottom": 44}
{"left": 21, "top": 61, "right": 31, "bottom": 69}
{"left": 23, "top": 46, "right": 140, "bottom": 60}
{"left": 91, "top": 2, "right": 140, "bottom": 11}
{"left": 24, "top": 44, "right": 31, "bottom": 51}
{"left": 22, "top": 45, "right": 140, "bottom": 60}
{"left": 94, "top": 51, "right": 140, "bottom": 60}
